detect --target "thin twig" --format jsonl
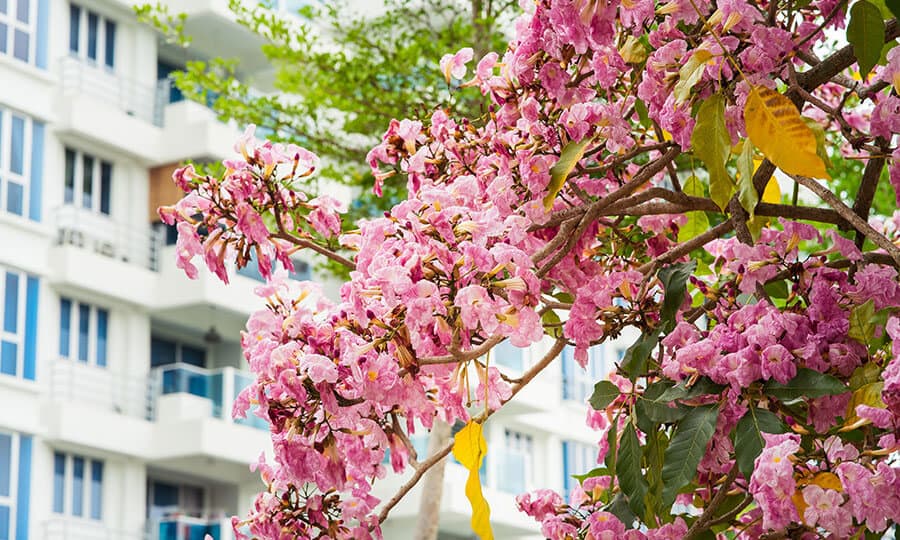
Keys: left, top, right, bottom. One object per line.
{"left": 638, "top": 220, "right": 735, "bottom": 275}
{"left": 377, "top": 338, "right": 567, "bottom": 523}
{"left": 790, "top": 174, "right": 900, "bottom": 266}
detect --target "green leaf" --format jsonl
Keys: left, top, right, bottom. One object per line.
{"left": 848, "top": 299, "right": 876, "bottom": 345}
{"left": 764, "top": 280, "right": 789, "bottom": 300}
{"left": 573, "top": 467, "right": 610, "bottom": 484}
{"left": 736, "top": 139, "right": 758, "bottom": 218}
{"left": 692, "top": 94, "right": 734, "bottom": 211}
{"left": 763, "top": 368, "right": 848, "bottom": 401}
{"left": 850, "top": 362, "right": 882, "bottom": 391}
{"left": 541, "top": 309, "right": 563, "bottom": 339}
{"left": 590, "top": 380, "right": 621, "bottom": 410}
{"left": 617, "top": 423, "right": 648, "bottom": 518}
{"left": 543, "top": 137, "right": 593, "bottom": 211}
{"left": 605, "top": 492, "right": 637, "bottom": 529}
{"left": 605, "top": 419, "right": 619, "bottom": 474}
{"left": 643, "top": 430, "right": 668, "bottom": 524}
{"left": 734, "top": 408, "right": 788, "bottom": 479}
{"left": 659, "top": 262, "right": 696, "bottom": 332}
{"left": 847, "top": 0, "right": 886, "bottom": 79}
{"left": 661, "top": 404, "right": 720, "bottom": 508}
{"left": 674, "top": 49, "right": 713, "bottom": 104}
{"left": 678, "top": 211, "right": 710, "bottom": 242}
{"left": 682, "top": 175, "right": 705, "bottom": 197}
{"left": 621, "top": 329, "right": 661, "bottom": 380}
{"left": 637, "top": 380, "right": 688, "bottom": 427}
{"left": 658, "top": 377, "right": 726, "bottom": 402}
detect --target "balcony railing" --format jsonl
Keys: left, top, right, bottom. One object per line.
{"left": 148, "top": 516, "right": 232, "bottom": 540}
{"left": 42, "top": 519, "right": 144, "bottom": 540}
{"left": 59, "top": 56, "right": 169, "bottom": 127}
{"left": 56, "top": 205, "right": 163, "bottom": 271}
{"left": 49, "top": 360, "right": 152, "bottom": 418}
{"left": 148, "top": 363, "right": 268, "bottom": 430}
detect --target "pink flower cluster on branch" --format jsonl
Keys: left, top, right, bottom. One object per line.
{"left": 161, "top": 0, "right": 900, "bottom": 537}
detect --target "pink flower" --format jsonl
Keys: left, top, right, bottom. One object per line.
{"left": 870, "top": 95, "right": 900, "bottom": 140}
{"left": 175, "top": 222, "right": 203, "bottom": 279}
{"left": 236, "top": 202, "right": 270, "bottom": 244}
{"left": 587, "top": 512, "right": 626, "bottom": 539}
{"left": 440, "top": 47, "right": 474, "bottom": 82}
{"left": 802, "top": 484, "right": 851, "bottom": 536}
{"left": 749, "top": 433, "right": 800, "bottom": 530}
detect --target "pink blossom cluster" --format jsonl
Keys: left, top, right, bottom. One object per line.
{"left": 160, "top": 0, "right": 900, "bottom": 537}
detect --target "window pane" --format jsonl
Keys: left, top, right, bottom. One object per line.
{"left": 82, "top": 155, "right": 94, "bottom": 210}
{"left": 10, "top": 116, "right": 24, "bottom": 175}
{"left": 64, "top": 149, "right": 76, "bottom": 204}
{"left": 78, "top": 304, "right": 89, "bottom": 362}
{"left": 0, "top": 23, "right": 7, "bottom": 55}
{"left": 69, "top": 5, "right": 80, "bottom": 53}
{"left": 100, "top": 161, "right": 111, "bottom": 214}
{"left": 59, "top": 298, "right": 71, "bottom": 357}
{"left": 5, "top": 182, "right": 23, "bottom": 216}
{"left": 53, "top": 453, "right": 65, "bottom": 513}
{"left": 103, "top": 20, "right": 114, "bottom": 68}
{"left": 181, "top": 345, "right": 206, "bottom": 367}
{"left": 0, "top": 505, "right": 8, "bottom": 540}
{"left": 3, "top": 272, "right": 17, "bottom": 333}
{"left": 0, "top": 433, "right": 10, "bottom": 497}
{"left": 494, "top": 340, "right": 522, "bottom": 371}
{"left": 96, "top": 309, "right": 107, "bottom": 367}
{"left": 0, "top": 341, "right": 15, "bottom": 375}
{"left": 12, "top": 28, "right": 26, "bottom": 62}
{"left": 150, "top": 337, "right": 176, "bottom": 367}
{"left": 86, "top": 12, "right": 97, "bottom": 61}
{"left": 72, "top": 456, "right": 85, "bottom": 516}
{"left": 15, "top": 0, "right": 26, "bottom": 23}
{"left": 0, "top": 0, "right": 6, "bottom": 14}
{"left": 90, "top": 460, "right": 103, "bottom": 520}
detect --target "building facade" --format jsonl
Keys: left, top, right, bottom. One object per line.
{"left": 0, "top": 1, "right": 612, "bottom": 539}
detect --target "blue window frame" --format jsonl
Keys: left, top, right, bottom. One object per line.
{"left": 59, "top": 297, "right": 108, "bottom": 367}
{"left": 0, "top": 0, "right": 40, "bottom": 65}
{"left": 53, "top": 452, "right": 102, "bottom": 521}
{"left": 0, "top": 109, "right": 43, "bottom": 222}
{"left": 64, "top": 148, "right": 112, "bottom": 215}
{"left": 562, "top": 440, "right": 597, "bottom": 500}
{"left": 1, "top": 431, "right": 33, "bottom": 540}
{"left": 0, "top": 268, "right": 33, "bottom": 380}
{"left": 69, "top": 4, "right": 114, "bottom": 68}
{"left": 561, "top": 345, "right": 610, "bottom": 402}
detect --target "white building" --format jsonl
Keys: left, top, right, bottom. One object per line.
{"left": 0, "top": 1, "right": 610, "bottom": 539}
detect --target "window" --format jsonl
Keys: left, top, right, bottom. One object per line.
{"left": 492, "top": 340, "right": 523, "bottom": 371}
{"left": 236, "top": 254, "right": 312, "bottom": 283}
{"left": 496, "top": 429, "right": 532, "bottom": 494}
{"left": 0, "top": 267, "right": 37, "bottom": 380}
{"left": 0, "top": 0, "right": 38, "bottom": 64}
{"left": 561, "top": 345, "right": 610, "bottom": 402}
{"left": 64, "top": 148, "right": 111, "bottom": 215}
{"left": 0, "top": 431, "right": 32, "bottom": 540}
{"left": 68, "top": 4, "right": 114, "bottom": 68}
{"left": 562, "top": 440, "right": 597, "bottom": 499}
{"left": 0, "top": 109, "right": 43, "bottom": 221}
{"left": 59, "top": 298, "right": 108, "bottom": 367}
{"left": 52, "top": 452, "right": 102, "bottom": 520}
{"left": 147, "top": 480, "right": 205, "bottom": 521}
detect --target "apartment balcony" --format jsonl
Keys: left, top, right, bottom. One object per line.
{"left": 41, "top": 518, "right": 144, "bottom": 540}
{"left": 49, "top": 206, "right": 161, "bottom": 305}
{"left": 147, "top": 515, "right": 233, "bottom": 540}
{"left": 56, "top": 57, "right": 164, "bottom": 161}
{"left": 149, "top": 363, "right": 267, "bottom": 431}
{"left": 49, "top": 360, "right": 150, "bottom": 418}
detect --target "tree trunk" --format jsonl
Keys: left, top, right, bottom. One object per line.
{"left": 411, "top": 418, "right": 452, "bottom": 540}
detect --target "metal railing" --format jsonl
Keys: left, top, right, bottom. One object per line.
{"left": 147, "top": 516, "right": 232, "bottom": 540}
{"left": 42, "top": 519, "right": 145, "bottom": 540}
{"left": 148, "top": 363, "right": 268, "bottom": 430}
{"left": 59, "top": 56, "right": 169, "bottom": 127}
{"left": 55, "top": 205, "right": 164, "bottom": 271}
{"left": 49, "top": 360, "right": 152, "bottom": 419}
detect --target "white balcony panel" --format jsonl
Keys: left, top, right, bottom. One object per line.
{"left": 157, "top": 101, "right": 240, "bottom": 163}
{"left": 47, "top": 244, "right": 159, "bottom": 306}
{"left": 0, "top": 54, "right": 56, "bottom": 120}
{"left": 41, "top": 518, "right": 144, "bottom": 540}
{"left": 0, "top": 214, "right": 51, "bottom": 275}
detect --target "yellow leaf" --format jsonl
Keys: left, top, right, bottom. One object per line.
{"left": 761, "top": 174, "right": 781, "bottom": 204}
{"left": 452, "top": 421, "right": 493, "bottom": 540}
{"left": 844, "top": 381, "right": 886, "bottom": 425}
{"left": 543, "top": 138, "right": 593, "bottom": 211}
{"left": 674, "top": 49, "right": 714, "bottom": 104}
{"left": 744, "top": 86, "right": 831, "bottom": 180}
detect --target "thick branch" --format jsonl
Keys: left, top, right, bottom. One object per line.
{"left": 274, "top": 232, "right": 356, "bottom": 269}
{"left": 851, "top": 147, "right": 887, "bottom": 248}
{"left": 796, "top": 19, "right": 898, "bottom": 92}
{"left": 685, "top": 463, "right": 740, "bottom": 539}
{"left": 638, "top": 219, "right": 735, "bottom": 274}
